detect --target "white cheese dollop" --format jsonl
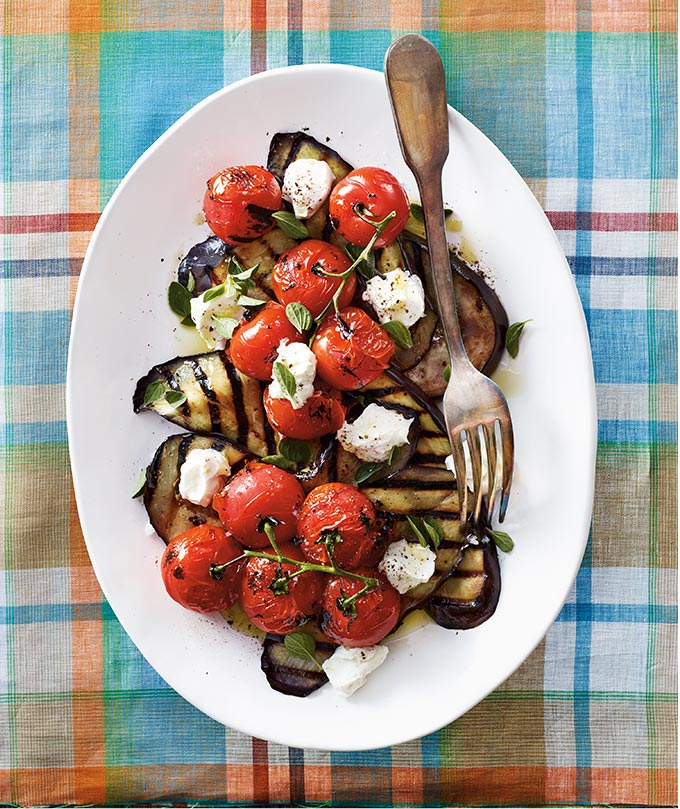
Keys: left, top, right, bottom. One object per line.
{"left": 378, "top": 539, "right": 436, "bottom": 594}
{"left": 337, "top": 403, "right": 413, "bottom": 463}
{"left": 190, "top": 278, "right": 244, "bottom": 350}
{"left": 267, "top": 339, "right": 317, "bottom": 410}
{"left": 282, "top": 158, "right": 335, "bottom": 219}
{"left": 362, "top": 268, "right": 425, "bottom": 327}
{"left": 178, "top": 448, "right": 231, "bottom": 507}
{"left": 322, "top": 644, "right": 389, "bottom": 698}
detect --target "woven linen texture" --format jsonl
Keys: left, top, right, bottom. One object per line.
{"left": 0, "top": 0, "right": 676, "bottom": 804}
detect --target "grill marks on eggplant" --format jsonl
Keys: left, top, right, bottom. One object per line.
{"left": 144, "top": 433, "right": 250, "bottom": 543}
{"left": 134, "top": 351, "right": 269, "bottom": 456}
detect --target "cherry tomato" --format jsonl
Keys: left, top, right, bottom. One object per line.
{"left": 329, "top": 167, "right": 410, "bottom": 248}
{"left": 161, "top": 525, "right": 244, "bottom": 613}
{"left": 240, "top": 542, "right": 324, "bottom": 634}
{"left": 203, "top": 165, "right": 282, "bottom": 244}
{"left": 271, "top": 240, "right": 356, "bottom": 318}
{"left": 312, "top": 307, "right": 395, "bottom": 390}
{"left": 230, "top": 302, "right": 302, "bottom": 381}
{"left": 320, "top": 571, "right": 401, "bottom": 647}
{"left": 298, "top": 483, "right": 382, "bottom": 570}
{"left": 263, "top": 385, "right": 345, "bottom": 440}
{"left": 212, "top": 462, "right": 305, "bottom": 548}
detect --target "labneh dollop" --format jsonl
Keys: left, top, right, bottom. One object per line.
{"left": 282, "top": 158, "right": 335, "bottom": 219}
{"left": 178, "top": 448, "right": 231, "bottom": 507}
{"left": 337, "top": 403, "right": 413, "bottom": 463}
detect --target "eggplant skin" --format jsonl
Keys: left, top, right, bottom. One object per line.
{"left": 425, "top": 539, "right": 501, "bottom": 629}
{"left": 261, "top": 634, "right": 336, "bottom": 697}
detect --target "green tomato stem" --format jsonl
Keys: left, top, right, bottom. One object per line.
{"left": 242, "top": 549, "right": 378, "bottom": 588}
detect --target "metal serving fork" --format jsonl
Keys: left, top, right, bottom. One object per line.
{"left": 385, "top": 34, "right": 514, "bottom": 525}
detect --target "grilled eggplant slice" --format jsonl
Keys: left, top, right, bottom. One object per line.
{"left": 267, "top": 131, "right": 353, "bottom": 183}
{"left": 261, "top": 633, "right": 336, "bottom": 697}
{"left": 425, "top": 536, "right": 501, "bottom": 629}
{"left": 133, "top": 351, "right": 274, "bottom": 457}
{"left": 177, "top": 235, "right": 230, "bottom": 293}
{"left": 144, "top": 433, "right": 250, "bottom": 542}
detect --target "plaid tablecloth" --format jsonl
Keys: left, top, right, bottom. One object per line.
{"left": 1, "top": 0, "right": 676, "bottom": 805}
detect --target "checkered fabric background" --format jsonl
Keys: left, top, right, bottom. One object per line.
{"left": 1, "top": 0, "right": 677, "bottom": 805}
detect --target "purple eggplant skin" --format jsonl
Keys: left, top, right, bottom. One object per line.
{"left": 177, "top": 235, "right": 230, "bottom": 293}
{"left": 261, "top": 634, "right": 336, "bottom": 697}
{"left": 425, "top": 536, "right": 501, "bottom": 630}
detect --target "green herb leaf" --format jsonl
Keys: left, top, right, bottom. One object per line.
{"left": 489, "top": 529, "right": 514, "bottom": 553}
{"left": 185, "top": 272, "right": 196, "bottom": 293}
{"left": 272, "top": 361, "right": 298, "bottom": 403}
{"left": 237, "top": 294, "right": 267, "bottom": 308}
{"left": 203, "top": 284, "right": 225, "bottom": 303}
{"left": 143, "top": 381, "right": 165, "bottom": 406}
{"left": 422, "top": 515, "right": 444, "bottom": 550}
{"left": 285, "top": 302, "right": 313, "bottom": 333}
{"left": 505, "top": 319, "right": 532, "bottom": 359}
{"left": 405, "top": 515, "right": 430, "bottom": 548}
{"left": 260, "top": 454, "right": 294, "bottom": 470}
{"left": 354, "top": 461, "right": 385, "bottom": 484}
{"left": 165, "top": 389, "right": 187, "bottom": 408}
{"left": 278, "top": 437, "right": 313, "bottom": 465}
{"left": 409, "top": 201, "right": 424, "bottom": 222}
{"left": 211, "top": 314, "right": 239, "bottom": 340}
{"left": 387, "top": 444, "right": 400, "bottom": 465}
{"left": 168, "top": 281, "right": 192, "bottom": 318}
{"left": 228, "top": 258, "right": 258, "bottom": 294}
{"left": 382, "top": 320, "right": 413, "bottom": 349}
{"left": 345, "top": 242, "right": 378, "bottom": 279}
{"left": 283, "top": 631, "right": 322, "bottom": 671}
{"left": 272, "top": 210, "right": 309, "bottom": 239}
{"left": 180, "top": 315, "right": 195, "bottom": 328}
{"left": 443, "top": 364, "right": 451, "bottom": 383}
{"left": 131, "top": 468, "right": 146, "bottom": 499}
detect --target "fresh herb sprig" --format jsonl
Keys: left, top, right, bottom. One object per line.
{"left": 406, "top": 515, "right": 444, "bottom": 550}
{"left": 505, "top": 319, "right": 532, "bottom": 358}
{"left": 210, "top": 516, "right": 380, "bottom": 605}
{"left": 284, "top": 631, "right": 322, "bottom": 671}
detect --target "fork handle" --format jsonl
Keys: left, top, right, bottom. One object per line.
{"left": 385, "top": 34, "right": 470, "bottom": 367}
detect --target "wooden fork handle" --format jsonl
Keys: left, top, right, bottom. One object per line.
{"left": 385, "top": 34, "right": 469, "bottom": 366}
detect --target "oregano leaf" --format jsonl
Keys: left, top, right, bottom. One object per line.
{"left": 165, "top": 390, "right": 187, "bottom": 408}
{"left": 283, "top": 631, "right": 322, "bottom": 672}
{"left": 143, "top": 381, "right": 165, "bottom": 406}
{"left": 382, "top": 320, "right": 413, "bottom": 349}
{"left": 285, "top": 302, "right": 313, "bottom": 333}
{"left": 489, "top": 529, "right": 514, "bottom": 553}
{"left": 354, "top": 461, "right": 385, "bottom": 484}
{"left": 506, "top": 319, "right": 532, "bottom": 359}
{"left": 168, "top": 281, "right": 192, "bottom": 318}
{"left": 272, "top": 210, "right": 309, "bottom": 240}
{"left": 272, "top": 361, "right": 298, "bottom": 402}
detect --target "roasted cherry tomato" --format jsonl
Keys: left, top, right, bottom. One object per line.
{"left": 298, "top": 483, "right": 382, "bottom": 569}
{"left": 203, "top": 165, "right": 282, "bottom": 244}
{"left": 212, "top": 462, "right": 305, "bottom": 548}
{"left": 263, "top": 385, "right": 345, "bottom": 440}
{"left": 161, "top": 525, "right": 244, "bottom": 613}
{"left": 329, "top": 167, "right": 410, "bottom": 248}
{"left": 230, "top": 302, "right": 302, "bottom": 381}
{"left": 320, "top": 571, "right": 401, "bottom": 647}
{"left": 271, "top": 239, "right": 356, "bottom": 318}
{"left": 240, "top": 542, "right": 324, "bottom": 634}
{"left": 312, "top": 307, "right": 395, "bottom": 390}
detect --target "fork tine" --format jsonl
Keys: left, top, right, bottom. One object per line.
{"left": 498, "top": 417, "right": 515, "bottom": 522}
{"left": 449, "top": 429, "right": 469, "bottom": 526}
{"left": 467, "top": 426, "right": 484, "bottom": 524}
{"left": 482, "top": 422, "right": 498, "bottom": 518}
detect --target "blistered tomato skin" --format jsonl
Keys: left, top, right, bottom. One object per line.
{"left": 161, "top": 525, "right": 244, "bottom": 613}
{"left": 329, "top": 167, "right": 410, "bottom": 248}
{"left": 240, "top": 543, "right": 324, "bottom": 634}
{"left": 263, "top": 386, "right": 345, "bottom": 440}
{"left": 203, "top": 165, "right": 282, "bottom": 245}
{"left": 212, "top": 462, "right": 305, "bottom": 548}
{"left": 230, "top": 302, "right": 302, "bottom": 381}
{"left": 271, "top": 240, "right": 356, "bottom": 318}
{"left": 312, "top": 307, "right": 395, "bottom": 390}
{"left": 321, "top": 571, "right": 401, "bottom": 647}
{"left": 299, "top": 483, "right": 382, "bottom": 570}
